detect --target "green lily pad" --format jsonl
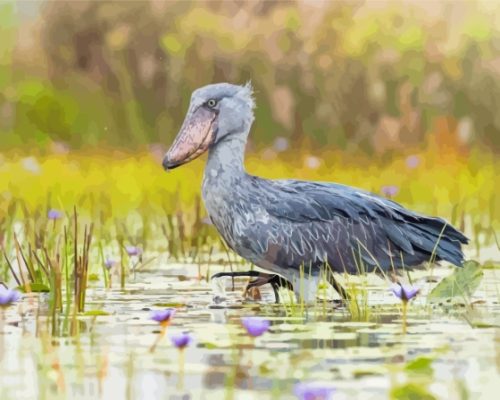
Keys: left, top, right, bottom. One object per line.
{"left": 481, "top": 261, "right": 500, "bottom": 270}
{"left": 200, "top": 342, "right": 219, "bottom": 349}
{"left": 428, "top": 260, "right": 483, "bottom": 304}
{"left": 391, "top": 383, "right": 436, "bottom": 400}
{"left": 17, "top": 283, "right": 50, "bottom": 293}
{"left": 153, "top": 302, "right": 186, "bottom": 308}
{"left": 404, "top": 356, "right": 434, "bottom": 375}
{"left": 82, "top": 310, "right": 110, "bottom": 316}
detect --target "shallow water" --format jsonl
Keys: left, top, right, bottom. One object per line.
{"left": 1, "top": 258, "right": 499, "bottom": 400}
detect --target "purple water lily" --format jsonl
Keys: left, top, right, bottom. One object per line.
{"left": 48, "top": 209, "right": 62, "bottom": 220}
{"left": 170, "top": 332, "right": 193, "bottom": 349}
{"left": 104, "top": 258, "right": 116, "bottom": 269}
{"left": 241, "top": 317, "right": 271, "bottom": 337}
{"left": 381, "top": 185, "right": 399, "bottom": 198}
{"left": 126, "top": 245, "right": 142, "bottom": 257}
{"left": 390, "top": 283, "right": 420, "bottom": 302}
{"left": 0, "top": 286, "right": 22, "bottom": 306}
{"left": 104, "top": 259, "right": 116, "bottom": 269}
{"left": 405, "top": 155, "right": 420, "bottom": 169}
{"left": 294, "top": 382, "right": 336, "bottom": 400}
{"left": 150, "top": 308, "right": 176, "bottom": 324}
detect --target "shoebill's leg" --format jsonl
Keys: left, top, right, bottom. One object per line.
{"left": 267, "top": 275, "right": 294, "bottom": 304}
{"left": 211, "top": 271, "right": 261, "bottom": 292}
{"left": 244, "top": 273, "right": 294, "bottom": 304}
{"left": 291, "top": 273, "right": 320, "bottom": 305}
{"left": 211, "top": 271, "right": 292, "bottom": 303}
{"left": 326, "top": 273, "right": 351, "bottom": 301}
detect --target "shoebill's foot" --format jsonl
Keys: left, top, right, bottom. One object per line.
{"left": 210, "top": 271, "right": 293, "bottom": 303}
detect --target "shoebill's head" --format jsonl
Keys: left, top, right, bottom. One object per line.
{"left": 162, "top": 82, "right": 254, "bottom": 170}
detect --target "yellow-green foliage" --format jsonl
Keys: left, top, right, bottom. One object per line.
{"left": 0, "top": 148, "right": 497, "bottom": 234}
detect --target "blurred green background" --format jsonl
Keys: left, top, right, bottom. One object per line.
{"left": 1, "top": 0, "right": 499, "bottom": 154}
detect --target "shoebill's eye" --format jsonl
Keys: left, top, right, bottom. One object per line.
{"left": 206, "top": 99, "right": 217, "bottom": 108}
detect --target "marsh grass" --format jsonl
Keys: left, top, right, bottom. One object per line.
{"left": 2, "top": 208, "right": 95, "bottom": 335}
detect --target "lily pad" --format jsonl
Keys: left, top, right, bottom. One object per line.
{"left": 153, "top": 302, "right": 186, "bottom": 308}
{"left": 17, "top": 283, "right": 50, "bottom": 293}
{"left": 404, "top": 356, "right": 434, "bottom": 375}
{"left": 82, "top": 310, "right": 110, "bottom": 316}
{"left": 428, "top": 260, "right": 483, "bottom": 304}
{"left": 391, "top": 383, "right": 436, "bottom": 400}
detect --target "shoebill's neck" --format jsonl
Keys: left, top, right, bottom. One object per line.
{"left": 204, "top": 135, "right": 247, "bottom": 188}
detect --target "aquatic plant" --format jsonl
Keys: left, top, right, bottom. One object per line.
{"left": 170, "top": 332, "right": 193, "bottom": 349}
{"left": 102, "top": 258, "right": 116, "bottom": 289}
{"left": 104, "top": 259, "right": 116, "bottom": 270}
{"left": 391, "top": 283, "right": 420, "bottom": 334}
{"left": 150, "top": 308, "right": 176, "bottom": 352}
{"left": 293, "top": 382, "right": 336, "bottom": 400}
{"left": 126, "top": 245, "right": 143, "bottom": 280}
{"left": 126, "top": 246, "right": 142, "bottom": 257}
{"left": 381, "top": 185, "right": 399, "bottom": 198}
{"left": 48, "top": 209, "right": 63, "bottom": 220}
{"left": 241, "top": 317, "right": 270, "bottom": 337}
{"left": 391, "top": 284, "right": 420, "bottom": 302}
{"left": 170, "top": 332, "right": 193, "bottom": 390}
{"left": 0, "top": 286, "right": 22, "bottom": 306}
{"left": 406, "top": 155, "right": 421, "bottom": 169}
{"left": 150, "top": 309, "right": 176, "bottom": 325}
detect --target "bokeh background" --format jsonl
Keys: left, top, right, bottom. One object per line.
{"left": 0, "top": 0, "right": 499, "bottom": 243}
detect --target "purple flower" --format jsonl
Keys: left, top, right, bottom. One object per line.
{"left": 381, "top": 185, "right": 399, "bottom": 198}
{"left": 405, "top": 155, "right": 420, "bottom": 169}
{"left": 390, "top": 284, "right": 420, "bottom": 302}
{"left": 294, "top": 382, "right": 336, "bottom": 400}
{"left": 273, "top": 136, "right": 289, "bottom": 152}
{"left": 241, "top": 317, "right": 271, "bottom": 337}
{"left": 170, "top": 332, "right": 193, "bottom": 349}
{"left": 150, "top": 308, "right": 176, "bottom": 324}
{"left": 48, "top": 209, "right": 62, "bottom": 220}
{"left": 0, "top": 286, "right": 22, "bottom": 306}
{"left": 126, "top": 246, "right": 142, "bottom": 256}
{"left": 104, "top": 259, "right": 116, "bottom": 270}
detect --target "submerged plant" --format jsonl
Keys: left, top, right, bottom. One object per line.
{"left": 391, "top": 283, "right": 420, "bottom": 334}
{"left": 241, "top": 317, "right": 270, "bottom": 337}
{"left": 150, "top": 308, "right": 176, "bottom": 352}
{"left": 294, "top": 381, "right": 336, "bottom": 400}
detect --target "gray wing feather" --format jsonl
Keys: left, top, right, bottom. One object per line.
{"left": 234, "top": 177, "right": 468, "bottom": 274}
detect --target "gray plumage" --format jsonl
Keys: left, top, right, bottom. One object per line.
{"left": 164, "top": 82, "right": 469, "bottom": 302}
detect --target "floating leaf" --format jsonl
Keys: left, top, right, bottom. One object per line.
{"left": 88, "top": 273, "right": 100, "bottom": 282}
{"left": 481, "top": 261, "right": 499, "bottom": 270}
{"left": 17, "top": 283, "right": 50, "bottom": 293}
{"left": 153, "top": 302, "right": 186, "bottom": 308}
{"left": 391, "top": 383, "right": 436, "bottom": 400}
{"left": 404, "top": 356, "right": 434, "bottom": 376}
{"left": 428, "top": 261, "right": 483, "bottom": 304}
{"left": 82, "top": 310, "right": 110, "bottom": 316}
{"left": 200, "top": 342, "right": 219, "bottom": 349}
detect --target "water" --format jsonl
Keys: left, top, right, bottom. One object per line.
{"left": 0, "top": 259, "right": 499, "bottom": 400}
